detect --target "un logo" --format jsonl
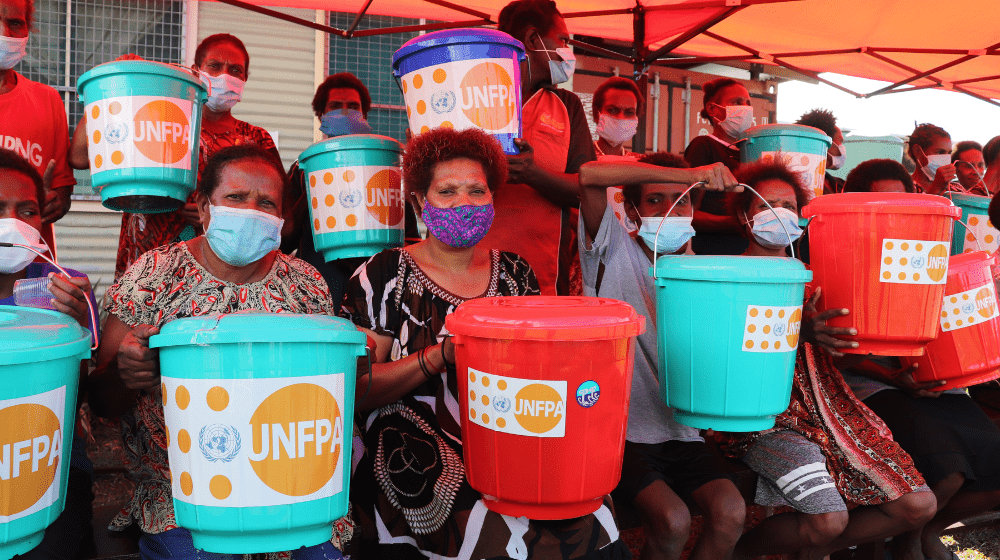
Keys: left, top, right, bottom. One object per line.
{"left": 339, "top": 188, "right": 362, "bottom": 209}
{"left": 772, "top": 323, "right": 785, "bottom": 336}
{"left": 431, "top": 91, "right": 456, "bottom": 114}
{"left": 910, "top": 255, "right": 925, "bottom": 268}
{"left": 199, "top": 424, "right": 241, "bottom": 463}
{"left": 493, "top": 394, "right": 512, "bottom": 413}
{"left": 105, "top": 122, "right": 129, "bottom": 144}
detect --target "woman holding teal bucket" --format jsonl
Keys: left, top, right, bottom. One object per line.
{"left": 719, "top": 161, "right": 937, "bottom": 560}
{"left": 90, "top": 146, "right": 351, "bottom": 559}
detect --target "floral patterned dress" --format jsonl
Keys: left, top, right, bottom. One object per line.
{"left": 342, "top": 248, "right": 629, "bottom": 560}
{"left": 104, "top": 242, "right": 354, "bottom": 551}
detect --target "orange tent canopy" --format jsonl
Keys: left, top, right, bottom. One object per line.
{"left": 218, "top": 0, "right": 1000, "bottom": 104}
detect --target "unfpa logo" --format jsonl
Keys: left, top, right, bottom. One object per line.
{"left": 133, "top": 100, "right": 191, "bottom": 164}
{"left": 365, "top": 170, "right": 404, "bottom": 226}
{"left": 926, "top": 244, "right": 949, "bottom": 282}
{"left": 459, "top": 62, "right": 517, "bottom": 131}
{"left": 977, "top": 286, "right": 998, "bottom": 318}
{"left": 786, "top": 308, "right": 802, "bottom": 348}
{"left": 248, "top": 383, "right": 344, "bottom": 497}
{"left": 467, "top": 370, "right": 567, "bottom": 438}
{"left": 513, "top": 384, "right": 565, "bottom": 435}
{"left": 0, "top": 403, "right": 62, "bottom": 516}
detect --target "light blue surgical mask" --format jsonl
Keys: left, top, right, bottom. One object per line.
{"left": 320, "top": 109, "right": 372, "bottom": 137}
{"left": 748, "top": 207, "right": 803, "bottom": 249}
{"left": 205, "top": 205, "right": 284, "bottom": 267}
{"left": 922, "top": 153, "right": 951, "bottom": 182}
{"left": 637, "top": 216, "right": 696, "bottom": 254}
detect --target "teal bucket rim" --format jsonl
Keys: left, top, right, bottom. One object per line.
{"left": 77, "top": 60, "right": 207, "bottom": 97}
{"left": 651, "top": 256, "right": 813, "bottom": 283}
{"left": 949, "top": 193, "right": 992, "bottom": 210}
{"left": 0, "top": 335, "right": 91, "bottom": 366}
{"left": 150, "top": 328, "right": 367, "bottom": 349}
{"left": 299, "top": 134, "right": 403, "bottom": 163}
{"left": 744, "top": 124, "right": 832, "bottom": 144}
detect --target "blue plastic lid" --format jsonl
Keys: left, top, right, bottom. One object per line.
{"left": 744, "top": 124, "right": 831, "bottom": 144}
{"left": 299, "top": 134, "right": 402, "bottom": 162}
{"left": 802, "top": 192, "right": 962, "bottom": 218}
{"left": 149, "top": 312, "right": 367, "bottom": 348}
{"left": 78, "top": 60, "right": 206, "bottom": 95}
{"left": 0, "top": 307, "right": 91, "bottom": 365}
{"left": 392, "top": 29, "right": 526, "bottom": 71}
{"left": 950, "top": 193, "right": 992, "bottom": 211}
{"left": 652, "top": 255, "right": 813, "bottom": 283}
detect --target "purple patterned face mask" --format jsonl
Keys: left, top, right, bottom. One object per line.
{"left": 421, "top": 202, "right": 494, "bottom": 248}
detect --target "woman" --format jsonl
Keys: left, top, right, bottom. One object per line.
{"left": 342, "top": 127, "right": 627, "bottom": 559}
{"left": 69, "top": 34, "right": 281, "bottom": 279}
{"left": 907, "top": 123, "right": 956, "bottom": 195}
{"left": 721, "top": 161, "right": 937, "bottom": 560}
{"left": 684, "top": 77, "right": 753, "bottom": 255}
{"left": 90, "top": 146, "right": 348, "bottom": 559}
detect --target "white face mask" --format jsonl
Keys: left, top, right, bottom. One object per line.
{"left": 712, "top": 104, "right": 754, "bottom": 138}
{"left": 202, "top": 73, "right": 245, "bottom": 113}
{"left": 0, "top": 219, "right": 47, "bottom": 273}
{"left": 532, "top": 37, "right": 576, "bottom": 85}
{"left": 829, "top": 143, "right": 847, "bottom": 170}
{"left": 0, "top": 35, "right": 28, "bottom": 70}
{"left": 596, "top": 113, "right": 639, "bottom": 146}
{"left": 922, "top": 153, "right": 952, "bottom": 182}
{"left": 747, "top": 207, "right": 803, "bottom": 249}
{"left": 637, "top": 216, "right": 696, "bottom": 254}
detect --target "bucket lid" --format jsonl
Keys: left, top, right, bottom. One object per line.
{"left": 0, "top": 307, "right": 91, "bottom": 365}
{"left": 948, "top": 250, "right": 996, "bottom": 273}
{"left": 392, "top": 29, "right": 526, "bottom": 71}
{"left": 744, "top": 124, "right": 832, "bottom": 144}
{"left": 445, "top": 296, "right": 645, "bottom": 340}
{"left": 653, "top": 255, "right": 813, "bottom": 283}
{"left": 149, "top": 311, "right": 368, "bottom": 348}
{"left": 802, "top": 192, "right": 963, "bottom": 218}
{"left": 299, "top": 134, "right": 402, "bottom": 162}
{"left": 949, "top": 193, "right": 992, "bottom": 211}
{"left": 77, "top": 60, "right": 206, "bottom": 94}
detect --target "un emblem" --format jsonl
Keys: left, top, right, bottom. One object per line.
{"left": 199, "top": 424, "right": 241, "bottom": 463}
{"left": 493, "top": 394, "right": 512, "bottom": 413}
{"left": 910, "top": 255, "right": 925, "bottom": 268}
{"left": 431, "top": 91, "right": 456, "bottom": 114}
{"left": 105, "top": 122, "right": 129, "bottom": 144}
{"left": 339, "top": 188, "right": 362, "bottom": 209}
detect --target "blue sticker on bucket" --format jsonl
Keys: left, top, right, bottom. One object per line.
{"left": 576, "top": 381, "right": 600, "bottom": 408}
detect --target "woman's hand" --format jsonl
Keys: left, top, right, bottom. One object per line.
{"left": 118, "top": 325, "right": 161, "bottom": 390}
{"left": 883, "top": 363, "right": 946, "bottom": 398}
{"left": 692, "top": 162, "right": 741, "bottom": 192}
{"left": 800, "top": 287, "right": 858, "bottom": 358}
{"left": 178, "top": 203, "right": 202, "bottom": 228}
{"left": 48, "top": 273, "right": 92, "bottom": 329}
{"left": 930, "top": 163, "right": 957, "bottom": 194}
{"left": 506, "top": 139, "right": 538, "bottom": 185}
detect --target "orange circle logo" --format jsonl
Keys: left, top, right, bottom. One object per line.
{"left": 976, "top": 287, "right": 997, "bottom": 318}
{"left": 366, "top": 169, "right": 403, "bottom": 226}
{"left": 513, "top": 384, "right": 564, "bottom": 434}
{"left": 459, "top": 62, "right": 517, "bottom": 130}
{"left": 133, "top": 100, "right": 191, "bottom": 164}
{"left": 247, "top": 383, "right": 342, "bottom": 496}
{"left": 0, "top": 404, "right": 62, "bottom": 516}
{"left": 786, "top": 308, "right": 802, "bottom": 348}
{"left": 926, "top": 244, "right": 949, "bottom": 282}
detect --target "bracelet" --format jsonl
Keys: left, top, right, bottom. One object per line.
{"left": 416, "top": 348, "right": 433, "bottom": 379}
{"left": 440, "top": 337, "right": 454, "bottom": 369}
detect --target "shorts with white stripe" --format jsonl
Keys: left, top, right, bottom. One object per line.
{"left": 742, "top": 430, "right": 847, "bottom": 514}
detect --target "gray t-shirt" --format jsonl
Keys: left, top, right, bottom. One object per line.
{"left": 578, "top": 205, "right": 702, "bottom": 444}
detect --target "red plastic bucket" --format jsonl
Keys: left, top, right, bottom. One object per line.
{"left": 446, "top": 296, "right": 645, "bottom": 520}
{"left": 801, "top": 193, "right": 961, "bottom": 356}
{"left": 902, "top": 252, "right": 1000, "bottom": 390}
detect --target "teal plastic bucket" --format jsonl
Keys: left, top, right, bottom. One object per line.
{"left": 298, "top": 135, "right": 404, "bottom": 262}
{"left": 0, "top": 308, "right": 90, "bottom": 559}
{"left": 950, "top": 194, "right": 999, "bottom": 256}
{"left": 391, "top": 29, "right": 526, "bottom": 155}
{"left": 77, "top": 60, "right": 207, "bottom": 213}
{"left": 652, "top": 256, "right": 812, "bottom": 431}
{"left": 742, "top": 124, "right": 832, "bottom": 200}
{"left": 149, "top": 313, "right": 366, "bottom": 553}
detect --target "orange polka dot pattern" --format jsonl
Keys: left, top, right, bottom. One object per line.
{"left": 742, "top": 304, "right": 803, "bottom": 353}
{"left": 879, "top": 239, "right": 950, "bottom": 285}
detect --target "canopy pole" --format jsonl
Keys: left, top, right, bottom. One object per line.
{"left": 215, "top": 0, "right": 348, "bottom": 36}
{"left": 568, "top": 39, "right": 632, "bottom": 63}
{"left": 632, "top": 3, "right": 647, "bottom": 154}
{"left": 643, "top": 6, "right": 745, "bottom": 65}
{"left": 863, "top": 51, "right": 1000, "bottom": 108}
{"left": 345, "top": 0, "right": 375, "bottom": 37}
{"left": 866, "top": 40, "right": 1000, "bottom": 97}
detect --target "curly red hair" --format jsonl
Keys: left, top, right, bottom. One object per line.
{"left": 403, "top": 127, "right": 508, "bottom": 197}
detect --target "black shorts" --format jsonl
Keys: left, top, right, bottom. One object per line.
{"left": 613, "top": 440, "right": 735, "bottom": 503}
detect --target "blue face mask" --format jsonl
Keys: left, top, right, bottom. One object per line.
{"left": 204, "top": 205, "right": 284, "bottom": 267}
{"left": 748, "top": 207, "right": 803, "bottom": 249}
{"left": 637, "top": 216, "right": 696, "bottom": 254}
{"left": 319, "top": 109, "right": 372, "bottom": 137}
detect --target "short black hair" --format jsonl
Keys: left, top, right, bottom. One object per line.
{"left": 0, "top": 147, "right": 44, "bottom": 205}
{"left": 194, "top": 34, "right": 250, "bottom": 71}
{"left": 621, "top": 152, "right": 690, "bottom": 210}
{"left": 312, "top": 73, "right": 372, "bottom": 118}
{"left": 497, "top": 0, "right": 563, "bottom": 44}
{"left": 199, "top": 145, "right": 287, "bottom": 202}
{"left": 989, "top": 191, "right": 1000, "bottom": 232}
{"left": 952, "top": 140, "right": 983, "bottom": 163}
{"left": 796, "top": 108, "right": 837, "bottom": 138}
{"left": 700, "top": 77, "right": 741, "bottom": 120}
{"left": 731, "top": 159, "right": 811, "bottom": 219}
{"left": 403, "top": 127, "right": 508, "bottom": 197}
{"left": 843, "top": 159, "right": 915, "bottom": 193}
{"left": 983, "top": 135, "right": 1000, "bottom": 166}
{"left": 592, "top": 77, "right": 644, "bottom": 122}
{"left": 907, "top": 123, "right": 950, "bottom": 161}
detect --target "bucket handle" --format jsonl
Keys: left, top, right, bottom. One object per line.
{"left": 953, "top": 217, "right": 986, "bottom": 253}
{"left": 0, "top": 242, "right": 99, "bottom": 351}
{"left": 653, "top": 182, "right": 797, "bottom": 278}
{"left": 952, "top": 161, "right": 990, "bottom": 197}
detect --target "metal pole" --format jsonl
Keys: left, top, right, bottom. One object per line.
{"left": 651, "top": 72, "right": 660, "bottom": 152}
{"left": 632, "top": 5, "right": 647, "bottom": 154}
{"left": 683, "top": 76, "right": 691, "bottom": 148}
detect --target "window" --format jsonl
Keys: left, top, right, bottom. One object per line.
{"left": 23, "top": 0, "right": 186, "bottom": 195}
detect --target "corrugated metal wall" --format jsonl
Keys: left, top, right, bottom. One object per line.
{"left": 198, "top": 1, "right": 319, "bottom": 171}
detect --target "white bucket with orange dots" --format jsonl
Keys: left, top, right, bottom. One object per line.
{"left": 392, "top": 29, "right": 526, "bottom": 155}
{"left": 742, "top": 124, "right": 832, "bottom": 200}
{"left": 0, "top": 308, "right": 90, "bottom": 559}
{"left": 77, "top": 60, "right": 207, "bottom": 213}
{"left": 298, "top": 135, "right": 404, "bottom": 262}
{"left": 149, "top": 313, "right": 366, "bottom": 554}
